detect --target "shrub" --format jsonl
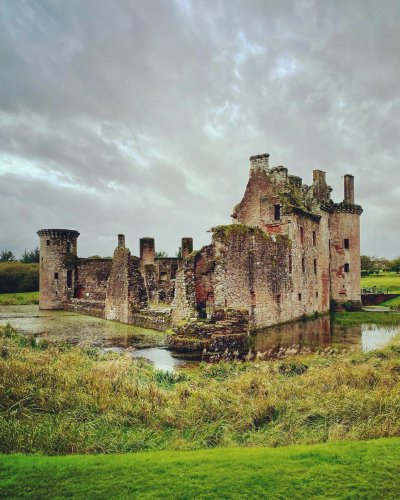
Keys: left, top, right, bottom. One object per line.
{"left": 0, "top": 262, "right": 39, "bottom": 293}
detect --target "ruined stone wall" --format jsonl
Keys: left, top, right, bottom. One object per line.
{"left": 285, "top": 212, "right": 331, "bottom": 319}
{"left": 75, "top": 259, "right": 112, "bottom": 301}
{"left": 105, "top": 245, "right": 147, "bottom": 323}
{"left": 131, "top": 308, "right": 172, "bottom": 331}
{"left": 171, "top": 255, "right": 197, "bottom": 323}
{"left": 155, "top": 257, "right": 179, "bottom": 304}
{"left": 64, "top": 298, "right": 105, "bottom": 318}
{"left": 211, "top": 226, "right": 293, "bottom": 329}
{"left": 329, "top": 211, "right": 361, "bottom": 305}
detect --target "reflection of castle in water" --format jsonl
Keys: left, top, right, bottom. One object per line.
{"left": 252, "top": 316, "right": 362, "bottom": 353}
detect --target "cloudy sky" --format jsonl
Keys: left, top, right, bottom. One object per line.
{"left": 1, "top": 0, "right": 399, "bottom": 259}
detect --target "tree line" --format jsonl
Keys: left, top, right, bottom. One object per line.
{"left": 1, "top": 247, "right": 39, "bottom": 263}
{"left": 361, "top": 255, "right": 400, "bottom": 276}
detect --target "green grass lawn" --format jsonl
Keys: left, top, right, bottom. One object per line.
{"left": 361, "top": 273, "right": 400, "bottom": 293}
{"left": 0, "top": 291, "right": 39, "bottom": 305}
{"left": 333, "top": 310, "right": 400, "bottom": 325}
{"left": 1, "top": 438, "right": 400, "bottom": 499}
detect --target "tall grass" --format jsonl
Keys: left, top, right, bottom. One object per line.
{"left": 1, "top": 324, "right": 400, "bottom": 454}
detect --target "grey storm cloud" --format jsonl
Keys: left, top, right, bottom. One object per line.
{"left": 1, "top": 0, "right": 400, "bottom": 258}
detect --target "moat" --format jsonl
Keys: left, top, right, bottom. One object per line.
{"left": 1, "top": 305, "right": 398, "bottom": 370}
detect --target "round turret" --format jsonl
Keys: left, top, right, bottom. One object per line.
{"left": 37, "top": 229, "right": 80, "bottom": 309}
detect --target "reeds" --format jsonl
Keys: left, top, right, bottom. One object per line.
{"left": 1, "top": 324, "right": 400, "bottom": 454}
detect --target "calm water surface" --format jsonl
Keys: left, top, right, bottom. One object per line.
{"left": 1, "top": 305, "right": 398, "bottom": 370}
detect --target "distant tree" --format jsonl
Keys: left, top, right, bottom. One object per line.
{"left": 388, "top": 257, "right": 400, "bottom": 273}
{"left": 0, "top": 250, "right": 16, "bottom": 262}
{"left": 360, "top": 255, "right": 374, "bottom": 274}
{"left": 373, "top": 257, "right": 390, "bottom": 273}
{"left": 21, "top": 247, "right": 40, "bottom": 263}
{"left": 155, "top": 251, "right": 168, "bottom": 258}
{"left": 175, "top": 247, "right": 182, "bottom": 258}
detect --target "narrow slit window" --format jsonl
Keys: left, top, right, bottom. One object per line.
{"left": 300, "top": 227, "right": 304, "bottom": 244}
{"left": 298, "top": 293, "right": 302, "bottom": 301}
{"left": 288, "top": 255, "right": 292, "bottom": 273}
{"left": 316, "top": 291, "right": 319, "bottom": 298}
{"left": 344, "top": 263, "right": 350, "bottom": 273}
{"left": 67, "top": 270, "right": 73, "bottom": 288}
{"left": 313, "top": 231, "right": 316, "bottom": 246}
{"left": 302, "top": 257, "right": 305, "bottom": 273}
{"left": 46, "top": 240, "right": 50, "bottom": 246}
{"left": 54, "top": 272, "right": 58, "bottom": 279}
{"left": 314, "top": 258, "right": 317, "bottom": 274}
{"left": 66, "top": 242, "right": 72, "bottom": 253}
{"left": 274, "top": 204, "right": 281, "bottom": 221}
{"left": 344, "top": 238, "right": 350, "bottom": 249}
{"left": 276, "top": 294, "right": 281, "bottom": 304}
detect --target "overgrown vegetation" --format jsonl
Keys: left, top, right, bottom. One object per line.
{"left": 2, "top": 438, "right": 400, "bottom": 499}
{"left": 1, "top": 323, "right": 400, "bottom": 454}
{"left": 0, "top": 263, "right": 39, "bottom": 293}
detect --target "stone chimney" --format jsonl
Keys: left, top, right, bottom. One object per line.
{"left": 140, "top": 237, "right": 155, "bottom": 265}
{"left": 181, "top": 237, "right": 193, "bottom": 258}
{"left": 249, "top": 153, "right": 269, "bottom": 174}
{"left": 117, "top": 234, "right": 125, "bottom": 248}
{"left": 344, "top": 174, "right": 354, "bottom": 204}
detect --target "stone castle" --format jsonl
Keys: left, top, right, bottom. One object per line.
{"left": 37, "top": 153, "right": 362, "bottom": 336}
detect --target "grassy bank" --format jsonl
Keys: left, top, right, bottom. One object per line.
{"left": 0, "top": 291, "right": 39, "bottom": 305}
{"left": 1, "top": 321, "right": 400, "bottom": 454}
{"left": 1, "top": 438, "right": 400, "bottom": 499}
{"left": 361, "top": 273, "right": 400, "bottom": 293}
{"left": 333, "top": 310, "right": 400, "bottom": 325}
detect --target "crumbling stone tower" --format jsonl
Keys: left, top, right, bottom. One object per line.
{"left": 37, "top": 229, "right": 80, "bottom": 309}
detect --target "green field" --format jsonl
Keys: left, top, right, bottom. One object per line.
{"left": 361, "top": 273, "right": 400, "bottom": 293}
{"left": 0, "top": 291, "right": 39, "bottom": 305}
{"left": 1, "top": 438, "right": 400, "bottom": 499}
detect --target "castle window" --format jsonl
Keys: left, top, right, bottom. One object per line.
{"left": 298, "top": 293, "right": 302, "bottom": 301}
{"left": 66, "top": 242, "right": 72, "bottom": 253}
{"left": 67, "top": 270, "right": 73, "bottom": 288}
{"left": 288, "top": 255, "right": 292, "bottom": 273}
{"left": 300, "top": 227, "right": 304, "bottom": 244}
{"left": 316, "top": 291, "right": 319, "bottom": 298}
{"left": 312, "top": 231, "right": 316, "bottom": 246}
{"left": 54, "top": 272, "right": 58, "bottom": 279}
{"left": 46, "top": 240, "right": 50, "bottom": 246}
{"left": 302, "top": 257, "right": 305, "bottom": 273}
{"left": 314, "top": 258, "right": 317, "bottom": 274}
{"left": 344, "top": 263, "right": 350, "bottom": 273}
{"left": 344, "top": 238, "right": 350, "bottom": 249}
{"left": 276, "top": 294, "right": 281, "bottom": 304}
{"left": 274, "top": 204, "right": 281, "bottom": 221}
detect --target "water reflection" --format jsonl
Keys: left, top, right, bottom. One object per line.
{"left": 252, "top": 315, "right": 399, "bottom": 354}
{"left": 0, "top": 305, "right": 167, "bottom": 349}
{"left": 1, "top": 306, "right": 399, "bottom": 368}
{"left": 103, "top": 346, "right": 185, "bottom": 371}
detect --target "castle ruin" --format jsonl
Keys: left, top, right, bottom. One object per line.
{"left": 37, "top": 154, "right": 363, "bottom": 337}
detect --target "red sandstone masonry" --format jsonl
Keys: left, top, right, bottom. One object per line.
{"left": 38, "top": 152, "right": 362, "bottom": 334}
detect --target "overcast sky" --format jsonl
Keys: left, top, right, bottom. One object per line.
{"left": 1, "top": 0, "right": 399, "bottom": 259}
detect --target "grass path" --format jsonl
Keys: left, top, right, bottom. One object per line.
{"left": 1, "top": 438, "right": 400, "bottom": 499}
